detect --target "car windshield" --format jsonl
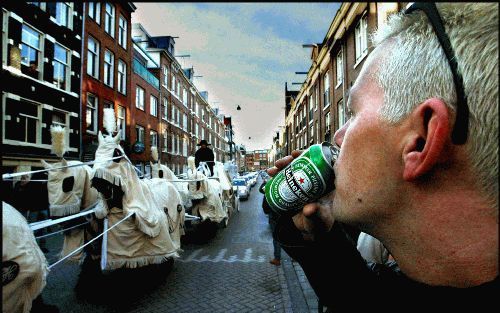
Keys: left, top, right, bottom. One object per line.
{"left": 233, "top": 179, "right": 246, "bottom": 186}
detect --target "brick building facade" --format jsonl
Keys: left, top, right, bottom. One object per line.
{"left": 81, "top": 2, "right": 136, "bottom": 161}
{"left": 284, "top": 3, "right": 405, "bottom": 153}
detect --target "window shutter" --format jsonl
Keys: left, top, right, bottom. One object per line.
{"left": 44, "top": 39, "right": 54, "bottom": 83}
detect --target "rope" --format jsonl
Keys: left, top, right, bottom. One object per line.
{"left": 2, "top": 179, "right": 49, "bottom": 182}
{"left": 185, "top": 213, "right": 201, "bottom": 221}
{"left": 48, "top": 212, "right": 134, "bottom": 270}
{"left": 29, "top": 203, "right": 98, "bottom": 231}
{"left": 35, "top": 221, "right": 90, "bottom": 240}
{"left": 2, "top": 156, "right": 124, "bottom": 180}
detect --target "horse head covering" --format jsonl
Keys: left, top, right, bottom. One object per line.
{"left": 2, "top": 202, "right": 48, "bottom": 313}
{"left": 150, "top": 146, "right": 176, "bottom": 180}
{"left": 92, "top": 108, "right": 180, "bottom": 269}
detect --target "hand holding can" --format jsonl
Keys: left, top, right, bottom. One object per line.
{"left": 264, "top": 142, "right": 339, "bottom": 216}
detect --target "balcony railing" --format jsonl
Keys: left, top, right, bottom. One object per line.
{"left": 133, "top": 59, "right": 160, "bottom": 90}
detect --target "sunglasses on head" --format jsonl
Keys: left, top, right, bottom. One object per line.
{"left": 405, "top": 2, "right": 469, "bottom": 145}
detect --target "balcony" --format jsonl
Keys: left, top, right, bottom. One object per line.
{"left": 133, "top": 59, "right": 160, "bottom": 89}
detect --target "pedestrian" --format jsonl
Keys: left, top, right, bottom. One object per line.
{"left": 194, "top": 139, "right": 215, "bottom": 177}
{"left": 259, "top": 179, "right": 281, "bottom": 266}
{"left": 267, "top": 3, "right": 498, "bottom": 310}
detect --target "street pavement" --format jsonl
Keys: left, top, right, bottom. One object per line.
{"left": 39, "top": 177, "right": 319, "bottom": 312}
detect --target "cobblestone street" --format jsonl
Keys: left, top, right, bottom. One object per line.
{"left": 40, "top": 177, "right": 318, "bottom": 312}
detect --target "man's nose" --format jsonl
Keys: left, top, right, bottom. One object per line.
{"left": 333, "top": 123, "right": 346, "bottom": 147}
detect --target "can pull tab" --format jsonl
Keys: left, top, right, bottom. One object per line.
{"left": 329, "top": 145, "right": 340, "bottom": 167}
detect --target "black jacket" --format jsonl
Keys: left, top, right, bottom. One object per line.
{"left": 195, "top": 147, "right": 215, "bottom": 175}
{"left": 274, "top": 215, "right": 499, "bottom": 311}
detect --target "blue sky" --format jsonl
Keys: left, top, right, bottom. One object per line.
{"left": 133, "top": 3, "right": 341, "bottom": 151}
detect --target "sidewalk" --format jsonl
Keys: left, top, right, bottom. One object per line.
{"left": 278, "top": 251, "right": 319, "bottom": 313}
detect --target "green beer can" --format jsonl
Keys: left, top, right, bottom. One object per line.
{"left": 265, "top": 142, "right": 339, "bottom": 215}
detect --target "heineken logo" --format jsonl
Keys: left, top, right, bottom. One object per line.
{"left": 266, "top": 144, "right": 332, "bottom": 213}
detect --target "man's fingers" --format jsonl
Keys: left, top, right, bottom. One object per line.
{"left": 302, "top": 202, "right": 320, "bottom": 217}
{"left": 267, "top": 167, "right": 279, "bottom": 177}
{"left": 274, "top": 155, "right": 294, "bottom": 170}
{"left": 291, "top": 150, "right": 303, "bottom": 158}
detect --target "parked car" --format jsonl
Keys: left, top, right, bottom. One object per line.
{"left": 232, "top": 178, "right": 249, "bottom": 200}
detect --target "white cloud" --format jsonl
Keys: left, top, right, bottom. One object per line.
{"left": 133, "top": 3, "right": 336, "bottom": 150}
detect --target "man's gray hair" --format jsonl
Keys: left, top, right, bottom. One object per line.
{"left": 372, "top": 3, "right": 498, "bottom": 207}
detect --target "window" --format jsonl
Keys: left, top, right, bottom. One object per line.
{"left": 355, "top": 14, "right": 368, "bottom": 63}
{"left": 51, "top": 109, "right": 69, "bottom": 148}
{"left": 315, "top": 121, "right": 319, "bottom": 143}
{"left": 163, "top": 65, "right": 169, "bottom": 86}
{"left": 337, "top": 99, "right": 345, "bottom": 128}
{"left": 172, "top": 75, "right": 176, "bottom": 93}
{"left": 4, "top": 99, "right": 40, "bottom": 144}
{"left": 325, "top": 112, "right": 331, "bottom": 132}
{"left": 150, "top": 95, "right": 158, "bottom": 117}
{"left": 136, "top": 86, "right": 144, "bottom": 110}
{"left": 163, "top": 97, "right": 168, "bottom": 120}
{"left": 53, "top": 43, "right": 69, "bottom": 90}
{"left": 117, "top": 60, "right": 126, "bottom": 94}
{"left": 118, "top": 15, "right": 127, "bottom": 49}
{"left": 88, "top": 2, "right": 101, "bottom": 24}
{"left": 310, "top": 124, "right": 314, "bottom": 142}
{"left": 86, "top": 93, "right": 98, "bottom": 134}
{"left": 177, "top": 107, "right": 180, "bottom": 125}
{"left": 308, "top": 96, "right": 313, "bottom": 122}
{"left": 2, "top": 10, "right": 8, "bottom": 66}
{"left": 104, "top": 101, "right": 113, "bottom": 109}
{"left": 104, "top": 50, "right": 114, "bottom": 87}
{"left": 183, "top": 88, "right": 187, "bottom": 106}
{"left": 56, "top": 2, "right": 72, "bottom": 28}
{"left": 195, "top": 123, "right": 199, "bottom": 138}
{"left": 323, "top": 71, "right": 330, "bottom": 108}
{"left": 104, "top": 3, "right": 115, "bottom": 37}
{"left": 150, "top": 130, "right": 158, "bottom": 147}
{"left": 183, "top": 113, "right": 187, "bottom": 131}
{"left": 163, "top": 132, "right": 168, "bottom": 152}
{"left": 136, "top": 125, "right": 145, "bottom": 143}
{"left": 183, "top": 136, "right": 188, "bottom": 156}
{"left": 21, "top": 24, "right": 42, "bottom": 79}
{"left": 336, "top": 49, "right": 343, "bottom": 86}
{"left": 171, "top": 133, "right": 175, "bottom": 153}
{"left": 117, "top": 106, "right": 126, "bottom": 140}
{"left": 315, "top": 85, "right": 319, "bottom": 111}
{"left": 87, "top": 37, "right": 99, "bottom": 78}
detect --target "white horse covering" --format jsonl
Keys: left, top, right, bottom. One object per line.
{"left": 93, "top": 131, "right": 184, "bottom": 269}
{"left": 2, "top": 202, "right": 48, "bottom": 313}
{"left": 42, "top": 160, "right": 100, "bottom": 262}
{"left": 151, "top": 161, "right": 192, "bottom": 217}
{"left": 44, "top": 160, "right": 97, "bottom": 217}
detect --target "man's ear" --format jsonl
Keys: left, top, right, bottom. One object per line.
{"left": 402, "top": 98, "right": 451, "bottom": 181}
